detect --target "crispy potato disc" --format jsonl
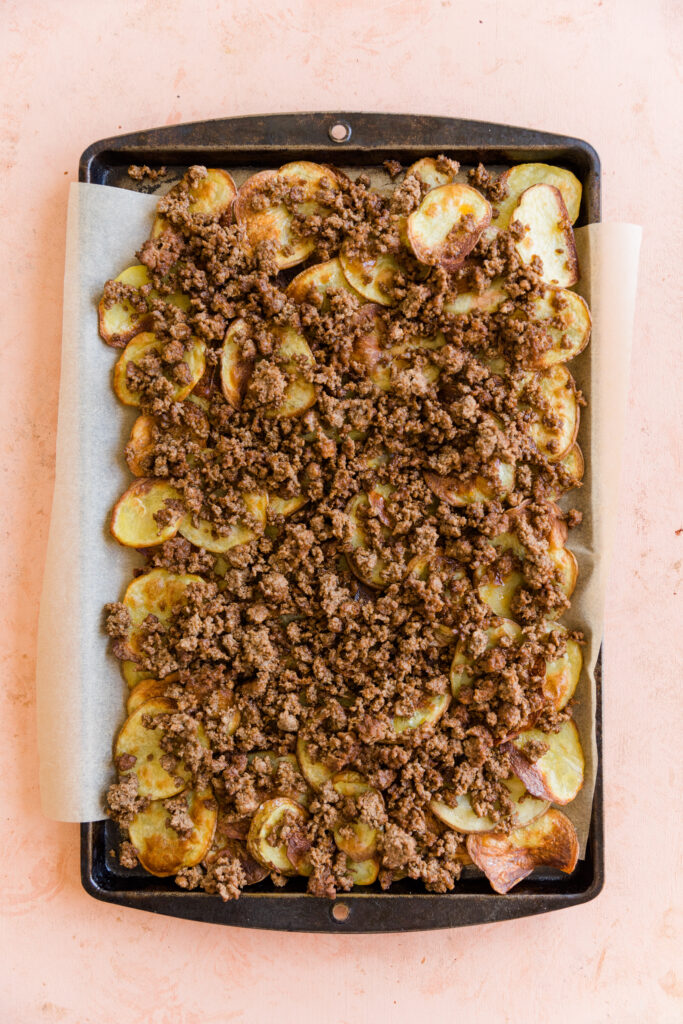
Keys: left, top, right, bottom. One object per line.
{"left": 178, "top": 491, "right": 267, "bottom": 553}
{"left": 113, "top": 331, "right": 206, "bottom": 406}
{"left": 235, "top": 162, "right": 342, "bottom": 270}
{"left": 339, "top": 244, "right": 405, "bottom": 307}
{"left": 296, "top": 735, "right": 335, "bottom": 791}
{"left": 549, "top": 444, "right": 585, "bottom": 499}
{"left": 220, "top": 318, "right": 255, "bottom": 407}
{"left": 443, "top": 277, "right": 509, "bottom": 316}
{"left": 540, "top": 622, "right": 583, "bottom": 709}
{"left": 430, "top": 775, "right": 549, "bottom": 834}
{"left": 332, "top": 770, "right": 372, "bottom": 798}
{"left": 266, "top": 326, "right": 317, "bottom": 418}
{"left": 466, "top": 808, "right": 579, "bottom": 893}
{"left": 524, "top": 288, "right": 591, "bottom": 367}
{"left": 333, "top": 822, "right": 379, "bottom": 862}
{"left": 508, "top": 719, "right": 585, "bottom": 805}
{"left": 406, "top": 157, "right": 458, "bottom": 190}
{"left": 129, "top": 787, "right": 217, "bottom": 877}
{"left": 126, "top": 675, "right": 178, "bottom": 715}
{"left": 450, "top": 619, "right": 522, "bottom": 697}
{"left": 393, "top": 693, "right": 450, "bottom": 734}
{"left": 247, "top": 797, "right": 311, "bottom": 875}
{"left": 268, "top": 494, "right": 307, "bottom": 518}
{"left": 345, "top": 857, "right": 380, "bottom": 886}
{"left": 346, "top": 483, "right": 395, "bottom": 588}
{"left": 511, "top": 184, "right": 578, "bottom": 287}
{"left": 352, "top": 305, "right": 444, "bottom": 391}
{"left": 122, "top": 660, "right": 149, "bottom": 689}
{"left": 495, "top": 163, "right": 582, "bottom": 229}
{"left": 522, "top": 364, "right": 579, "bottom": 461}
{"left": 125, "top": 415, "right": 156, "bottom": 476}
{"left": 287, "top": 257, "right": 364, "bottom": 309}
{"left": 206, "top": 840, "right": 269, "bottom": 886}
{"left": 98, "top": 265, "right": 151, "bottom": 347}
{"left": 110, "top": 478, "right": 184, "bottom": 548}
{"left": 152, "top": 168, "right": 237, "bottom": 238}
{"left": 115, "top": 696, "right": 200, "bottom": 799}
{"left": 407, "top": 183, "right": 491, "bottom": 269}
{"left": 424, "top": 460, "right": 515, "bottom": 507}
{"left": 249, "top": 750, "right": 312, "bottom": 807}
{"left": 123, "top": 568, "right": 203, "bottom": 654}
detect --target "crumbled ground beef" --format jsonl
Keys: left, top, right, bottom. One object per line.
{"left": 103, "top": 159, "right": 586, "bottom": 900}
{"left": 128, "top": 164, "right": 167, "bottom": 182}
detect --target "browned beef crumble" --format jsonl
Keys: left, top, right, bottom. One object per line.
{"left": 128, "top": 164, "right": 167, "bottom": 182}
{"left": 103, "top": 161, "right": 585, "bottom": 900}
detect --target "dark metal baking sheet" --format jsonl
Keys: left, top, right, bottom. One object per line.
{"left": 79, "top": 112, "right": 603, "bottom": 931}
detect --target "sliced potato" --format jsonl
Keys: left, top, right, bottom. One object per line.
{"left": 332, "top": 770, "right": 372, "bottom": 798}
{"left": 268, "top": 493, "right": 308, "bottom": 518}
{"left": 339, "top": 244, "right": 404, "bottom": 307}
{"left": 495, "top": 163, "right": 582, "bottom": 229}
{"left": 541, "top": 622, "right": 583, "bottom": 710}
{"left": 334, "top": 822, "right": 378, "bottom": 862}
{"left": 507, "top": 719, "right": 585, "bottom": 805}
{"left": 115, "top": 696, "right": 198, "bottom": 799}
{"left": 430, "top": 775, "right": 549, "bottom": 834}
{"left": 406, "top": 157, "right": 458, "bottom": 190}
{"left": 550, "top": 444, "right": 584, "bottom": 498}
{"left": 346, "top": 483, "right": 395, "bottom": 589}
{"left": 220, "top": 318, "right": 255, "bottom": 408}
{"left": 523, "top": 364, "right": 579, "bottom": 461}
{"left": 523, "top": 288, "right": 591, "bottom": 367}
{"left": 393, "top": 693, "right": 450, "bottom": 734}
{"left": 98, "top": 265, "right": 151, "bottom": 347}
{"left": 266, "top": 326, "right": 317, "bottom": 418}
{"left": 249, "top": 750, "right": 311, "bottom": 807}
{"left": 110, "top": 478, "right": 184, "bottom": 548}
{"left": 466, "top": 808, "right": 579, "bottom": 893}
{"left": 287, "top": 257, "right": 364, "bottom": 309}
{"left": 179, "top": 491, "right": 267, "bottom": 554}
{"left": 296, "top": 735, "right": 335, "bottom": 791}
{"left": 247, "top": 797, "right": 311, "bottom": 875}
{"left": 128, "top": 787, "right": 217, "bottom": 877}
{"left": 407, "top": 183, "right": 491, "bottom": 269}
{"left": 152, "top": 168, "right": 237, "bottom": 238}
{"left": 122, "top": 660, "right": 149, "bottom": 689}
{"left": 345, "top": 857, "right": 379, "bottom": 886}
{"left": 126, "top": 676, "right": 177, "bottom": 715}
{"left": 450, "top": 619, "right": 522, "bottom": 697}
{"left": 443, "top": 277, "right": 508, "bottom": 316}
{"left": 123, "top": 568, "right": 203, "bottom": 654}
{"left": 352, "top": 304, "right": 444, "bottom": 391}
{"left": 125, "top": 415, "right": 156, "bottom": 477}
{"left": 424, "top": 460, "right": 515, "bottom": 507}
{"left": 206, "top": 839, "right": 269, "bottom": 886}
{"left": 235, "top": 162, "right": 342, "bottom": 270}
{"left": 113, "top": 331, "right": 206, "bottom": 407}
{"left": 511, "top": 184, "right": 578, "bottom": 287}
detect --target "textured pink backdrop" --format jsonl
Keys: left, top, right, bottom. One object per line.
{"left": 1, "top": 1, "right": 681, "bottom": 1021}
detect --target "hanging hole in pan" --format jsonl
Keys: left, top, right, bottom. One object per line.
{"left": 331, "top": 901, "right": 351, "bottom": 922}
{"left": 328, "top": 121, "right": 351, "bottom": 143}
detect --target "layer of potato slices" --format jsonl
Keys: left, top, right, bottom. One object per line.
{"left": 110, "top": 478, "right": 184, "bottom": 547}
{"left": 494, "top": 163, "right": 582, "bottom": 230}
{"left": 178, "top": 491, "right": 267, "bottom": 554}
{"left": 128, "top": 787, "right": 217, "bottom": 876}
{"left": 346, "top": 483, "right": 396, "bottom": 588}
{"left": 98, "top": 265, "right": 191, "bottom": 348}
{"left": 430, "top": 774, "right": 549, "bottom": 834}
{"left": 113, "top": 331, "right": 206, "bottom": 406}
{"left": 122, "top": 567, "right": 203, "bottom": 656}
{"left": 466, "top": 808, "right": 579, "bottom": 893}
{"left": 511, "top": 184, "right": 578, "bottom": 287}
{"left": 352, "top": 304, "right": 444, "bottom": 391}
{"left": 506, "top": 718, "right": 585, "bottom": 805}
{"left": 339, "top": 244, "right": 407, "bottom": 307}
{"left": 286, "top": 257, "right": 364, "bottom": 309}
{"left": 407, "top": 183, "right": 491, "bottom": 269}
{"left": 247, "top": 797, "right": 312, "bottom": 875}
{"left": 392, "top": 693, "right": 450, "bottom": 735}
{"left": 115, "top": 696, "right": 206, "bottom": 799}
{"left": 152, "top": 168, "right": 237, "bottom": 239}
{"left": 235, "top": 161, "right": 342, "bottom": 270}
{"left": 547, "top": 444, "right": 585, "bottom": 500}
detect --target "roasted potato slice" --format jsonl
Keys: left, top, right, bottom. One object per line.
{"left": 235, "top": 162, "right": 342, "bottom": 270}
{"left": 507, "top": 719, "right": 585, "bottom": 805}
{"left": 523, "top": 288, "right": 591, "bottom": 367}
{"left": 265, "top": 326, "right": 317, "bottom": 418}
{"left": 424, "top": 460, "right": 515, "bottom": 507}
{"left": 407, "top": 183, "right": 491, "bottom": 269}
{"left": 495, "top": 163, "right": 582, "bottom": 229}
{"left": 249, "top": 750, "right": 312, "bottom": 807}
{"left": 115, "top": 696, "right": 205, "bottom": 799}
{"left": 179, "top": 491, "right": 267, "bottom": 554}
{"left": 345, "top": 857, "right": 380, "bottom": 886}
{"left": 352, "top": 304, "right": 444, "bottom": 391}
{"left": 296, "top": 735, "right": 335, "bottom": 791}
{"left": 549, "top": 444, "right": 585, "bottom": 498}
{"left": 152, "top": 168, "right": 237, "bottom": 238}
{"left": 268, "top": 494, "right": 308, "bottom": 518}
{"left": 128, "top": 787, "right": 217, "bottom": 877}
{"left": 430, "top": 775, "right": 549, "bottom": 834}
{"left": 346, "top": 483, "right": 395, "bottom": 588}
{"left": 511, "top": 184, "right": 578, "bottom": 287}
{"left": 406, "top": 157, "right": 458, "bottom": 190}
{"left": 113, "top": 331, "right": 206, "bottom": 406}
{"left": 125, "top": 415, "right": 156, "bottom": 477}
{"left": 450, "top": 619, "right": 522, "bottom": 697}
{"left": 332, "top": 770, "right": 373, "bottom": 798}
{"left": 392, "top": 693, "right": 450, "bottom": 734}
{"left": 206, "top": 839, "right": 269, "bottom": 887}
{"left": 540, "top": 622, "right": 583, "bottom": 709}
{"left": 467, "top": 808, "right": 579, "bottom": 893}
{"left": 287, "top": 257, "right": 364, "bottom": 309}
{"left": 339, "top": 245, "right": 404, "bottom": 307}
{"left": 98, "top": 265, "right": 151, "bottom": 347}
{"left": 331, "top": 772, "right": 382, "bottom": 862}
{"left": 122, "top": 568, "right": 203, "bottom": 655}
{"left": 220, "top": 318, "right": 256, "bottom": 408}
{"left": 443, "top": 277, "right": 509, "bottom": 316}
{"left": 247, "top": 797, "right": 311, "bottom": 875}
{"left": 110, "top": 478, "right": 184, "bottom": 548}
{"left": 126, "top": 675, "right": 178, "bottom": 715}
{"left": 523, "top": 364, "right": 579, "bottom": 461}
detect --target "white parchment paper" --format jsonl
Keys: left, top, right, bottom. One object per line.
{"left": 37, "top": 182, "right": 641, "bottom": 855}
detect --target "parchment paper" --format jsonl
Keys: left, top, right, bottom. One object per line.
{"left": 37, "top": 182, "right": 641, "bottom": 856}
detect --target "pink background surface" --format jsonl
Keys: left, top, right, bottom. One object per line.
{"left": 1, "top": 1, "right": 681, "bottom": 1021}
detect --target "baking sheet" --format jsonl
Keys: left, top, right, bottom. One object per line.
{"left": 37, "top": 181, "right": 641, "bottom": 857}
